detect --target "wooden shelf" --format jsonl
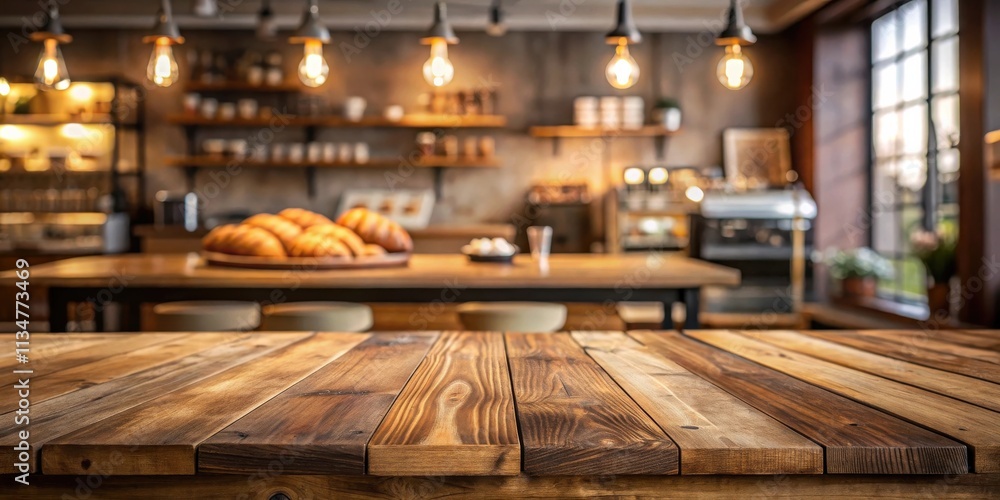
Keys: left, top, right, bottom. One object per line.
{"left": 528, "top": 125, "right": 679, "bottom": 138}
{"left": 184, "top": 81, "right": 301, "bottom": 93}
{"left": 0, "top": 114, "right": 123, "bottom": 126}
{"left": 167, "top": 155, "right": 500, "bottom": 169}
{"left": 167, "top": 114, "right": 507, "bottom": 129}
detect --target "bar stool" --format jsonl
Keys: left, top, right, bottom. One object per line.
{"left": 150, "top": 301, "right": 261, "bottom": 332}
{"left": 456, "top": 302, "right": 567, "bottom": 332}
{"left": 259, "top": 302, "right": 373, "bottom": 332}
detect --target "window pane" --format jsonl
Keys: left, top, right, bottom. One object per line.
{"left": 901, "top": 104, "right": 927, "bottom": 155}
{"left": 874, "top": 62, "right": 899, "bottom": 109}
{"left": 871, "top": 201, "right": 898, "bottom": 253}
{"left": 873, "top": 12, "right": 899, "bottom": 62}
{"left": 900, "top": 256, "right": 926, "bottom": 298}
{"left": 932, "top": 37, "right": 959, "bottom": 93}
{"left": 874, "top": 110, "right": 899, "bottom": 158}
{"left": 898, "top": 156, "right": 927, "bottom": 192}
{"left": 937, "top": 147, "right": 960, "bottom": 180}
{"left": 932, "top": 94, "right": 960, "bottom": 148}
{"left": 932, "top": 0, "right": 958, "bottom": 37}
{"left": 901, "top": 52, "right": 927, "bottom": 101}
{"left": 901, "top": 0, "right": 928, "bottom": 51}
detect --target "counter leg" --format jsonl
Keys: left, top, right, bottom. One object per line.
{"left": 48, "top": 288, "right": 69, "bottom": 333}
{"left": 680, "top": 288, "right": 700, "bottom": 330}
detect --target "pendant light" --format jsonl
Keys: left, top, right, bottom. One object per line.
{"left": 256, "top": 0, "right": 277, "bottom": 40}
{"left": 31, "top": 1, "right": 72, "bottom": 91}
{"left": 289, "top": 0, "right": 331, "bottom": 88}
{"left": 715, "top": 0, "right": 756, "bottom": 90}
{"left": 486, "top": 0, "right": 507, "bottom": 37}
{"left": 143, "top": 0, "right": 184, "bottom": 88}
{"left": 605, "top": 0, "right": 640, "bottom": 90}
{"left": 421, "top": 2, "right": 458, "bottom": 87}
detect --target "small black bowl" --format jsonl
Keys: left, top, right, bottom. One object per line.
{"left": 463, "top": 246, "right": 518, "bottom": 264}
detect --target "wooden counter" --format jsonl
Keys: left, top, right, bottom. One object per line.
{"left": 12, "top": 253, "right": 740, "bottom": 331}
{"left": 5, "top": 330, "right": 999, "bottom": 498}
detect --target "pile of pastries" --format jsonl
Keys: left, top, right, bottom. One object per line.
{"left": 202, "top": 208, "right": 413, "bottom": 259}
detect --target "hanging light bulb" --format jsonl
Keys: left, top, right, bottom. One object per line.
{"left": 486, "top": 0, "right": 507, "bottom": 37}
{"left": 421, "top": 2, "right": 458, "bottom": 87}
{"left": 289, "top": 0, "right": 331, "bottom": 87}
{"left": 715, "top": 0, "right": 757, "bottom": 90}
{"left": 31, "top": 2, "right": 72, "bottom": 91}
{"left": 717, "top": 44, "right": 753, "bottom": 90}
{"left": 143, "top": 0, "right": 184, "bottom": 88}
{"left": 604, "top": 0, "right": 641, "bottom": 90}
{"left": 0, "top": 77, "right": 9, "bottom": 97}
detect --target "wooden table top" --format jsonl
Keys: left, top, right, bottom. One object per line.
{"left": 6, "top": 252, "right": 741, "bottom": 289}
{"left": 4, "top": 329, "right": 999, "bottom": 481}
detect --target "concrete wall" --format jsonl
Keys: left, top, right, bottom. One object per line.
{"left": 0, "top": 28, "right": 796, "bottom": 225}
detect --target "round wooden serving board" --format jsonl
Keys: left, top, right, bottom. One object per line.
{"left": 201, "top": 251, "right": 411, "bottom": 270}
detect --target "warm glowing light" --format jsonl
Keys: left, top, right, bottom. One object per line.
{"left": 297, "top": 39, "right": 329, "bottom": 87}
{"left": 422, "top": 39, "right": 455, "bottom": 87}
{"left": 35, "top": 38, "right": 70, "bottom": 91}
{"left": 69, "top": 84, "right": 93, "bottom": 101}
{"left": 685, "top": 186, "right": 705, "bottom": 202}
{"left": 606, "top": 39, "right": 639, "bottom": 90}
{"left": 0, "top": 125, "right": 25, "bottom": 141}
{"left": 61, "top": 123, "right": 91, "bottom": 139}
{"left": 717, "top": 44, "right": 753, "bottom": 90}
{"left": 147, "top": 39, "right": 180, "bottom": 88}
{"left": 623, "top": 167, "right": 645, "bottom": 185}
{"left": 0, "top": 78, "right": 9, "bottom": 97}
{"left": 648, "top": 167, "right": 668, "bottom": 185}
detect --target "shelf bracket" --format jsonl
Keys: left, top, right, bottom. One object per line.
{"left": 655, "top": 135, "right": 670, "bottom": 161}
{"left": 433, "top": 167, "right": 444, "bottom": 199}
{"left": 550, "top": 137, "right": 561, "bottom": 156}
{"left": 184, "top": 166, "right": 197, "bottom": 193}
{"left": 305, "top": 166, "right": 317, "bottom": 198}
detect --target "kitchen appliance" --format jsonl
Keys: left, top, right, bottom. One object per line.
{"left": 606, "top": 166, "right": 706, "bottom": 253}
{"left": 0, "top": 211, "right": 129, "bottom": 254}
{"left": 153, "top": 190, "right": 199, "bottom": 231}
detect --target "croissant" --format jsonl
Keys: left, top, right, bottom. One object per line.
{"left": 336, "top": 208, "right": 413, "bottom": 253}
{"left": 203, "top": 224, "right": 287, "bottom": 258}
{"left": 243, "top": 213, "right": 302, "bottom": 251}
{"left": 362, "top": 243, "right": 387, "bottom": 256}
{"left": 286, "top": 231, "right": 353, "bottom": 258}
{"left": 304, "top": 224, "right": 367, "bottom": 256}
{"left": 278, "top": 208, "right": 334, "bottom": 229}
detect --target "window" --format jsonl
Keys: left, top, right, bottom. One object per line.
{"left": 870, "top": 0, "right": 959, "bottom": 303}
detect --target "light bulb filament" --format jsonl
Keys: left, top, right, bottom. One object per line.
{"left": 297, "top": 39, "right": 330, "bottom": 87}
{"left": 605, "top": 38, "right": 639, "bottom": 90}
{"left": 423, "top": 39, "right": 455, "bottom": 87}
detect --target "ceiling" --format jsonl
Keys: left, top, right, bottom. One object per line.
{"left": 0, "top": 0, "right": 832, "bottom": 33}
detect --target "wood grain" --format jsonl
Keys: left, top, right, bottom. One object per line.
{"left": 10, "top": 253, "right": 740, "bottom": 289}
{"left": 40, "top": 333, "right": 367, "bottom": 475}
{"left": 843, "top": 330, "right": 1000, "bottom": 363}
{"left": 689, "top": 330, "right": 1000, "bottom": 473}
{"left": 0, "top": 334, "right": 121, "bottom": 371}
{"left": 1, "top": 333, "right": 178, "bottom": 376}
{"left": 630, "top": 330, "right": 968, "bottom": 475}
{"left": 505, "top": 332, "right": 679, "bottom": 475}
{"left": 747, "top": 330, "right": 1000, "bottom": 412}
{"left": 13, "top": 473, "right": 1000, "bottom": 500}
{"left": 198, "top": 333, "right": 436, "bottom": 475}
{"left": 572, "top": 332, "right": 823, "bottom": 475}
{"left": 0, "top": 333, "right": 232, "bottom": 414}
{"left": 796, "top": 330, "right": 1000, "bottom": 383}
{"left": 0, "top": 332, "right": 312, "bottom": 474}
{"left": 369, "top": 332, "right": 519, "bottom": 476}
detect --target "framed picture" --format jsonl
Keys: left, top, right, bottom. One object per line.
{"left": 723, "top": 128, "right": 792, "bottom": 189}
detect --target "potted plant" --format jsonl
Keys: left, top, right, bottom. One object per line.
{"left": 653, "top": 98, "right": 681, "bottom": 131}
{"left": 911, "top": 228, "right": 957, "bottom": 317}
{"left": 821, "top": 247, "right": 893, "bottom": 299}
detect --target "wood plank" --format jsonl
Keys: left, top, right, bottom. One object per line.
{"left": 847, "top": 330, "right": 1000, "bottom": 363}
{"left": 505, "top": 332, "right": 679, "bottom": 475}
{"left": 0, "top": 333, "right": 225, "bottom": 414}
{"left": 41, "top": 332, "right": 368, "bottom": 475}
{"left": 571, "top": 332, "right": 823, "bottom": 475}
{"left": 198, "top": 333, "right": 437, "bottom": 475}
{"left": 369, "top": 332, "right": 519, "bottom": 476}
{"left": 749, "top": 330, "right": 1000, "bottom": 412}
{"left": 629, "top": 330, "right": 968, "bottom": 475}
{"left": 13, "top": 473, "right": 1000, "bottom": 499}
{"left": 797, "top": 330, "right": 1000, "bottom": 383}
{"left": 688, "top": 330, "right": 1000, "bottom": 473}
{"left": 926, "top": 330, "right": 1000, "bottom": 350}
{"left": 0, "top": 332, "right": 312, "bottom": 474}
{"left": 0, "top": 333, "right": 158, "bottom": 372}
{"left": 3, "top": 333, "right": 181, "bottom": 377}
